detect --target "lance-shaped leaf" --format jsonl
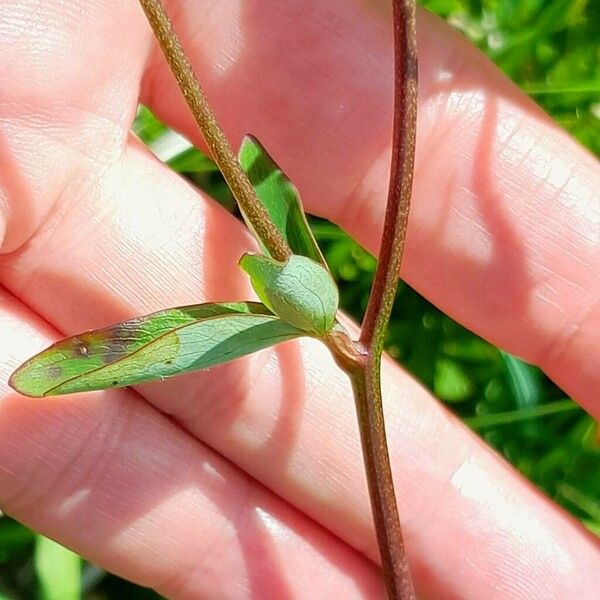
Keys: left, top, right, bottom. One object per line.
{"left": 240, "top": 254, "right": 339, "bottom": 335}
{"left": 238, "top": 135, "right": 327, "bottom": 267}
{"left": 9, "top": 302, "right": 305, "bottom": 398}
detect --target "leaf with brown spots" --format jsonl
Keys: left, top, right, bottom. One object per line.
{"left": 9, "top": 302, "right": 306, "bottom": 397}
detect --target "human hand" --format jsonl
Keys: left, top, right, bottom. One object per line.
{"left": 1, "top": 2, "right": 599, "bottom": 598}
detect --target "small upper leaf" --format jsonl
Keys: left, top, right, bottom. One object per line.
{"left": 9, "top": 302, "right": 305, "bottom": 398}
{"left": 239, "top": 254, "right": 339, "bottom": 335}
{"left": 238, "top": 135, "right": 326, "bottom": 267}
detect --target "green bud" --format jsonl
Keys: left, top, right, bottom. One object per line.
{"left": 239, "top": 254, "right": 339, "bottom": 335}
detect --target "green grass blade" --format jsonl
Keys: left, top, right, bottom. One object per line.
{"left": 34, "top": 536, "right": 81, "bottom": 600}
{"left": 523, "top": 82, "right": 600, "bottom": 95}
{"left": 238, "top": 136, "right": 327, "bottom": 267}
{"left": 9, "top": 302, "right": 306, "bottom": 397}
{"left": 465, "top": 399, "right": 579, "bottom": 429}
{"left": 500, "top": 351, "right": 541, "bottom": 408}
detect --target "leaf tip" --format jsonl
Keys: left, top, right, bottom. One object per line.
{"left": 7, "top": 366, "right": 45, "bottom": 398}
{"left": 238, "top": 252, "right": 250, "bottom": 268}
{"left": 238, "top": 252, "right": 261, "bottom": 271}
{"left": 240, "top": 133, "right": 259, "bottom": 146}
{"left": 7, "top": 370, "right": 18, "bottom": 391}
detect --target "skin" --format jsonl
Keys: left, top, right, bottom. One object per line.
{"left": 0, "top": 1, "right": 599, "bottom": 598}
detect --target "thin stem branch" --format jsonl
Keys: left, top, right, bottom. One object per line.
{"left": 138, "top": 0, "right": 291, "bottom": 262}
{"left": 360, "top": 0, "right": 417, "bottom": 351}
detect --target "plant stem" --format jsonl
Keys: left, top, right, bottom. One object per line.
{"left": 356, "top": 1, "right": 418, "bottom": 598}
{"left": 351, "top": 367, "right": 414, "bottom": 599}
{"left": 137, "top": 0, "right": 291, "bottom": 262}
{"left": 360, "top": 0, "right": 417, "bottom": 350}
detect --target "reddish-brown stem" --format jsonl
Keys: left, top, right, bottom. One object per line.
{"left": 360, "top": 0, "right": 418, "bottom": 351}
{"left": 351, "top": 367, "right": 415, "bottom": 599}
{"left": 138, "top": 0, "right": 291, "bottom": 262}
{"left": 355, "top": 1, "right": 418, "bottom": 598}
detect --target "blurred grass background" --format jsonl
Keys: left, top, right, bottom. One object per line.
{"left": 1, "top": 1, "right": 598, "bottom": 597}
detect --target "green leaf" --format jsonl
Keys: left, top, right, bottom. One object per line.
{"left": 9, "top": 302, "right": 305, "bottom": 397}
{"left": 142, "top": 118, "right": 217, "bottom": 174}
{"left": 238, "top": 135, "right": 326, "bottom": 267}
{"left": 35, "top": 536, "right": 81, "bottom": 600}
{"left": 240, "top": 254, "right": 338, "bottom": 335}
{"left": 167, "top": 147, "right": 218, "bottom": 173}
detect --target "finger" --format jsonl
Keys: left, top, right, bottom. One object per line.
{"left": 2, "top": 139, "right": 599, "bottom": 599}
{"left": 140, "top": 2, "right": 600, "bottom": 416}
{"left": 0, "top": 0, "right": 149, "bottom": 253}
{"left": 0, "top": 289, "right": 382, "bottom": 599}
